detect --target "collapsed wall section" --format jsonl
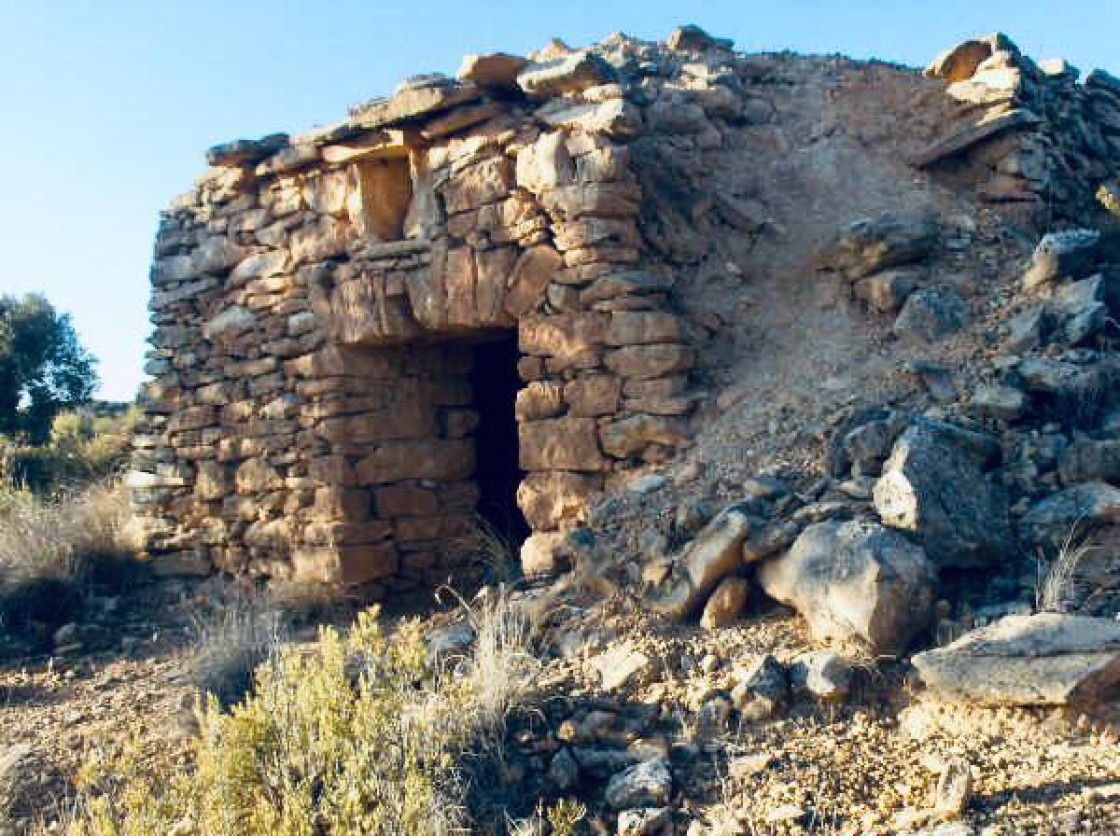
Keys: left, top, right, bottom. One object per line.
{"left": 127, "top": 38, "right": 717, "bottom": 590}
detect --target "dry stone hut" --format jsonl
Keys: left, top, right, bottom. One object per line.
{"left": 130, "top": 35, "right": 712, "bottom": 593}
{"left": 132, "top": 24, "right": 1120, "bottom": 600}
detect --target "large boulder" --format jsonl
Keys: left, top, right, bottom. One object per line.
{"left": 873, "top": 422, "right": 1013, "bottom": 568}
{"left": 911, "top": 613, "right": 1120, "bottom": 705}
{"left": 756, "top": 519, "right": 937, "bottom": 655}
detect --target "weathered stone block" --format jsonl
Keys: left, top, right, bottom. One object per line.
{"left": 518, "top": 313, "right": 607, "bottom": 358}
{"left": 564, "top": 374, "right": 621, "bottom": 416}
{"left": 313, "top": 487, "right": 370, "bottom": 521}
{"left": 604, "top": 344, "right": 693, "bottom": 379}
{"left": 605, "top": 311, "right": 683, "bottom": 345}
{"left": 519, "top": 417, "right": 606, "bottom": 472}
{"left": 515, "top": 380, "right": 565, "bottom": 421}
{"left": 516, "top": 471, "right": 598, "bottom": 530}
{"left": 356, "top": 440, "right": 475, "bottom": 484}
{"left": 374, "top": 484, "right": 439, "bottom": 517}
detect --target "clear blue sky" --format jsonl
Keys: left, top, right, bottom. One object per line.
{"left": 2, "top": 1, "right": 1118, "bottom": 401}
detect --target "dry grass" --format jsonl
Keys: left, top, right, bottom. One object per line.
{"left": 1036, "top": 522, "right": 1096, "bottom": 613}
{"left": 454, "top": 515, "right": 523, "bottom": 585}
{"left": 0, "top": 478, "right": 134, "bottom": 636}
{"left": 186, "top": 584, "right": 285, "bottom": 708}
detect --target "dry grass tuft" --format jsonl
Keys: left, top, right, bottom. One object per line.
{"left": 1036, "top": 522, "right": 1096, "bottom": 613}
{"left": 186, "top": 585, "right": 284, "bottom": 708}
{"left": 0, "top": 478, "right": 134, "bottom": 636}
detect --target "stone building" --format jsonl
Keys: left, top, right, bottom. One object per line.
{"left": 130, "top": 39, "right": 705, "bottom": 593}
{"left": 131, "top": 25, "right": 1120, "bottom": 598}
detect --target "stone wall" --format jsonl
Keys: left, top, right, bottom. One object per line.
{"left": 920, "top": 34, "right": 1120, "bottom": 225}
{"left": 129, "top": 36, "right": 714, "bottom": 590}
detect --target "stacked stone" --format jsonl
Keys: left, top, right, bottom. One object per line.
{"left": 131, "top": 31, "right": 749, "bottom": 586}
{"left": 920, "top": 34, "right": 1120, "bottom": 224}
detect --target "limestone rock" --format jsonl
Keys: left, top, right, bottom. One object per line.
{"left": 520, "top": 531, "right": 569, "bottom": 577}
{"left": 616, "top": 807, "right": 671, "bottom": 836}
{"left": 757, "top": 519, "right": 937, "bottom": 655}
{"left": 854, "top": 268, "right": 919, "bottom": 312}
{"left": 925, "top": 34, "right": 1019, "bottom": 82}
{"left": 911, "top": 613, "right": 1120, "bottom": 706}
{"left": 819, "top": 213, "right": 939, "bottom": 280}
{"left": 933, "top": 758, "right": 974, "bottom": 819}
{"left": 666, "top": 24, "right": 729, "bottom": 52}
{"left": 605, "top": 759, "right": 673, "bottom": 810}
{"left": 456, "top": 52, "right": 527, "bottom": 87}
{"left": 893, "top": 288, "right": 970, "bottom": 343}
{"left": 1058, "top": 439, "right": 1120, "bottom": 486}
{"left": 516, "top": 471, "right": 597, "bottom": 530}
{"left": 519, "top": 416, "right": 607, "bottom": 472}
{"left": 651, "top": 504, "right": 754, "bottom": 619}
{"left": 731, "top": 654, "right": 788, "bottom": 721}
{"left": 349, "top": 80, "right": 482, "bottom": 129}
{"left": 968, "top": 384, "right": 1028, "bottom": 422}
{"left": 517, "top": 51, "right": 617, "bottom": 99}
{"left": 699, "top": 576, "right": 750, "bottom": 630}
{"left": 914, "top": 108, "right": 1041, "bottom": 168}
{"left": 1022, "top": 229, "right": 1100, "bottom": 290}
{"left": 790, "top": 650, "right": 854, "bottom": 701}
{"left": 589, "top": 643, "right": 653, "bottom": 692}
{"left": 874, "top": 422, "right": 1013, "bottom": 568}
{"left": 207, "top": 133, "right": 289, "bottom": 167}
{"left": 1046, "top": 275, "right": 1109, "bottom": 346}
{"left": 548, "top": 748, "right": 580, "bottom": 791}
{"left": 599, "top": 413, "right": 688, "bottom": 459}
{"left": 1018, "top": 482, "right": 1120, "bottom": 552}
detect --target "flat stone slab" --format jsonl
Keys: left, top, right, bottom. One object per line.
{"left": 912, "top": 613, "right": 1120, "bottom": 706}
{"left": 913, "top": 108, "right": 1041, "bottom": 168}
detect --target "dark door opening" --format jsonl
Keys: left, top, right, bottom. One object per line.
{"left": 469, "top": 332, "right": 529, "bottom": 550}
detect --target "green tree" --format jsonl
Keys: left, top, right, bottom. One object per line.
{"left": 0, "top": 294, "right": 98, "bottom": 444}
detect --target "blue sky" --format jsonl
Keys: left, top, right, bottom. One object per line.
{"left": 2, "top": 0, "right": 1118, "bottom": 400}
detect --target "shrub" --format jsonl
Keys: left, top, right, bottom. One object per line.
{"left": 71, "top": 593, "right": 539, "bottom": 835}
{"left": 0, "top": 406, "right": 136, "bottom": 495}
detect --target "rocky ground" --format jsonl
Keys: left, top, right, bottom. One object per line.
{"left": 0, "top": 577, "right": 1117, "bottom": 834}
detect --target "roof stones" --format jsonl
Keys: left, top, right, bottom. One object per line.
{"left": 206, "top": 133, "right": 290, "bottom": 168}
{"left": 913, "top": 108, "right": 1042, "bottom": 168}
{"left": 516, "top": 50, "right": 618, "bottom": 99}
{"left": 456, "top": 52, "right": 528, "bottom": 88}
{"left": 348, "top": 79, "right": 484, "bottom": 130}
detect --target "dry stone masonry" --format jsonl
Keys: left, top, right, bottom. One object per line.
{"left": 132, "top": 25, "right": 1120, "bottom": 607}
{"left": 129, "top": 33, "right": 733, "bottom": 590}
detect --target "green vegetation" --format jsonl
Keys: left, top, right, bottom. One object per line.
{"left": 0, "top": 404, "right": 138, "bottom": 651}
{"left": 0, "top": 293, "right": 98, "bottom": 444}
{"left": 72, "top": 594, "right": 544, "bottom": 835}
{"left": 1, "top": 406, "right": 137, "bottom": 494}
